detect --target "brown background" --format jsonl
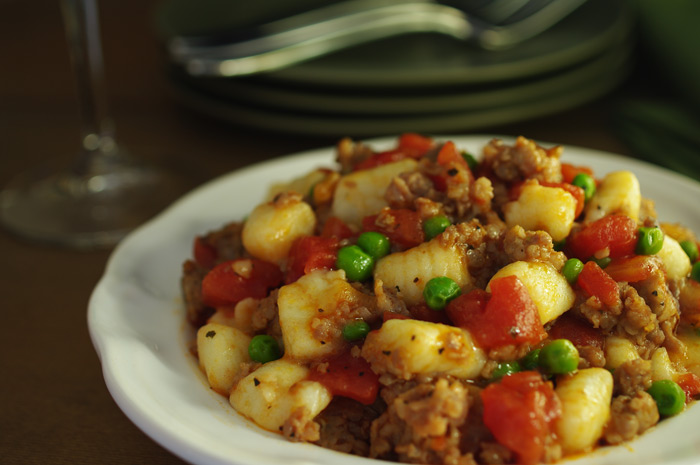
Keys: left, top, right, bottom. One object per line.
{"left": 0, "top": 1, "right": 666, "bottom": 464}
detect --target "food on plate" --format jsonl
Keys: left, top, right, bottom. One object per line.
{"left": 181, "top": 134, "right": 700, "bottom": 464}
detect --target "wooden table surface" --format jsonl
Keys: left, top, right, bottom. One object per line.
{"left": 0, "top": 1, "right": 664, "bottom": 464}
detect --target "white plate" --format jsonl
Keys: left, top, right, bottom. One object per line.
{"left": 89, "top": 136, "right": 700, "bottom": 465}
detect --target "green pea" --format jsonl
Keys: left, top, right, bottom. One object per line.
{"left": 520, "top": 348, "right": 541, "bottom": 371}
{"left": 491, "top": 361, "right": 521, "bottom": 381}
{"left": 538, "top": 339, "right": 579, "bottom": 374}
{"left": 647, "top": 379, "right": 686, "bottom": 416}
{"left": 572, "top": 173, "right": 596, "bottom": 201}
{"left": 680, "top": 240, "right": 699, "bottom": 263}
{"left": 691, "top": 262, "right": 700, "bottom": 283}
{"left": 336, "top": 245, "right": 374, "bottom": 282}
{"left": 562, "top": 258, "right": 584, "bottom": 284}
{"left": 423, "top": 215, "right": 451, "bottom": 241}
{"left": 248, "top": 335, "right": 282, "bottom": 364}
{"left": 591, "top": 256, "right": 611, "bottom": 269}
{"left": 462, "top": 151, "right": 479, "bottom": 171}
{"left": 342, "top": 320, "right": 371, "bottom": 341}
{"left": 636, "top": 227, "right": 664, "bottom": 255}
{"left": 357, "top": 231, "right": 391, "bottom": 259}
{"left": 423, "top": 276, "right": 461, "bottom": 310}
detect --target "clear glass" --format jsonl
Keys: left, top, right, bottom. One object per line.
{"left": 0, "top": 0, "right": 188, "bottom": 249}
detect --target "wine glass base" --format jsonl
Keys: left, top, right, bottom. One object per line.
{"left": 1, "top": 160, "right": 190, "bottom": 249}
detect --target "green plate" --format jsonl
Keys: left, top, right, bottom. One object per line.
{"left": 168, "top": 45, "right": 631, "bottom": 137}
{"left": 157, "top": 0, "right": 632, "bottom": 88}
{"left": 172, "top": 37, "right": 631, "bottom": 117}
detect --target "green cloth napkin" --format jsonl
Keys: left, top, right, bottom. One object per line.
{"left": 615, "top": 100, "right": 700, "bottom": 181}
{"left": 614, "top": 0, "right": 700, "bottom": 181}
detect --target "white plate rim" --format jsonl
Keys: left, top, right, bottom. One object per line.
{"left": 89, "top": 135, "right": 700, "bottom": 465}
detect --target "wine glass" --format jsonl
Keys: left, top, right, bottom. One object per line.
{"left": 0, "top": 0, "right": 189, "bottom": 249}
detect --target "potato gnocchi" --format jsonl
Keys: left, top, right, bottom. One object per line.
{"left": 182, "top": 135, "right": 700, "bottom": 465}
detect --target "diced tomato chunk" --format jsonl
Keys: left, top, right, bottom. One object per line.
{"left": 193, "top": 236, "right": 218, "bottom": 269}
{"left": 408, "top": 302, "right": 451, "bottom": 324}
{"left": 436, "top": 141, "right": 469, "bottom": 170}
{"left": 397, "top": 132, "right": 434, "bottom": 157}
{"left": 604, "top": 255, "right": 657, "bottom": 283}
{"left": 446, "top": 276, "right": 546, "bottom": 349}
{"left": 548, "top": 312, "right": 604, "bottom": 349}
{"left": 201, "top": 259, "right": 283, "bottom": 307}
{"left": 561, "top": 162, "right": 595, "bottom": 184}
{"left": 567, "top": 215, "right": 638, "bottom": 260}
{"left": 320, "top": 216, "right": 355, "bottom": 240}
{"left": 577, "top": 261, "right": 621, "bottom": 307}
{"left": 481, "top": 371, "right": 561, "bottom": 465}
{"left": 307, "top": 351, "right": 379, "bottom": 405}
{"left": 353, "top": 133, "right": 434, "bottom": 171}
{"left": 362, "top": 208, "right": 424, "bottom": 249}
{"left": 428, "top": 141, "right": 474, "bottom": 192}
{"left": 677, "top": 373, "right": 700, "bottom": 402}
{"left": 285, "top": 236, "right": 339, "bottom": 284}
{"left": 354, "top": 149, "right": 407, "bottom": 171}
{"left": 432, "top": 141, "right": 474, "bottom": 191}
{"left": 445, "top": 288, "right": 489, "bottom": 328}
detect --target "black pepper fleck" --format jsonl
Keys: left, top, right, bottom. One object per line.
{"left": 253, "top": 377, "right": 260, "bottom": 386}
{"left": 438, "top": 348, "right": 445, "bottom": 354}
{"left": 206, "top": 330, "right": 216, "bottom": 338}
{"left": 382, "top": 350, "right": 392, "bottom": 356}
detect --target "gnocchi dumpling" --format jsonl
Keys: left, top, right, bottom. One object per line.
{"left": 604, "top": 336, "right": 640, "bottom": 370}
{"left": 584, "top": 171, "right": 641, "bottom": 222}
{"left": 277, "top": 269, "right": 376, "bottom": 361}
{"left": 361, "top": 318, "right": 486, "bottom": 380}
{"left": 657, "top": 235, "right": 692, "bottom": 280}
{"left": 197, "top": 323, "right": 252, "bottom": 395}
{"left": 331, "top": 159, "right": 418, "bottom": 226}
{"left": 503, "top": 182, "right": 577, "bottom": 241}
{"left": 230, "top": 359, "right": 332, "bottom": 434}
{"left": 374, "top": 235, "right": 472, "bottom": 306}
{"left": 555, "top": 368, "right": 613, "bottom": 454}
{"left": 242, "top": 192, "right": 315, "bottom": 263}
{"left": 487, "top": 261, "right": 575, "bottom": 324}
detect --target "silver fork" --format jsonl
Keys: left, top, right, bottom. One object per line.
{"left": 168, "top": 0, "right": 587, "bottom": 78}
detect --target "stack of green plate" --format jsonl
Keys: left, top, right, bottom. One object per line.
{"left": 157, "top": 0, "right": 635, "bottom": 136}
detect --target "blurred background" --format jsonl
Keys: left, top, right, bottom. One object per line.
{"left": 1, "top": 0, "right": 698, "bottom": 463}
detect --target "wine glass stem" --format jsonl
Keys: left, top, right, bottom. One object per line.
{"left": 60, "top": 0, "right": 118, "bottom": 176}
